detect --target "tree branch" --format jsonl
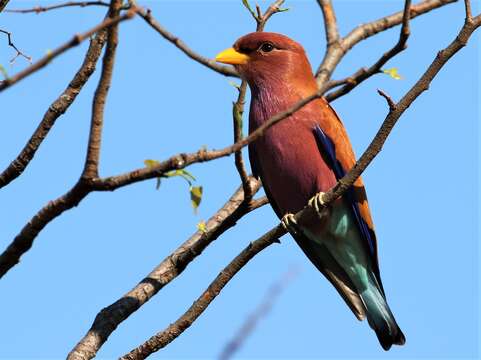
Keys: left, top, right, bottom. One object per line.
{"left": 0, "top": 30, "right": 108, "bottom": 189}
{"left": 317, "top": 0, "right": 340, "bottom": 46}
{"left": 316, "top": 0, "right": 456, "bottom": 88}
{"left": 324, "top": 0, "right": 412, "bottom": 102}
{"left": 0, "top": 28, "right": 31, "bottom": 63}
{"left": 137, "top": 7, "right": 238, "bottom": 77}
{"left": 4, "top": 1, "right": 129, "bottom": 13}
{"left": 120, "top": 222, "right": 284, "bottom": 360}
{"left": 81, "top": 0, "right": 120, "bottom": 179}
{"left": 0, "top": 7, "right": 136, "bottom": 92}
{"left": 120, "top": 11, "right": 481, "bottom": 358}
{"left": 67, "top": 177, "right": 264, "bottom": 360}
{"left": 255, "top": 0, "right": 286, "bottom": 32}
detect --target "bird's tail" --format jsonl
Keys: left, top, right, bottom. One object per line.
{"left": 360, "top": 276, "right": 406, "bottom": 351}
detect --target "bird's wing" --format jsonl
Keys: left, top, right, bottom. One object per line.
{"left": 314, "top": 99, "right": 383, "bottom": 292}
{"left": 249, "top": 138, "right": 367, "bottom": 320}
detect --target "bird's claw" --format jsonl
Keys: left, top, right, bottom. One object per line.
{"left": 281, "top": 213, "right": 299, "bottom": 235}
{"left": 308, "top": 192, "right": 327, "bottom": 219}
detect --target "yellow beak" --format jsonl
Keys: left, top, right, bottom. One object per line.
{"left": 215, "top": 47, "right": 250, "bottom": 65}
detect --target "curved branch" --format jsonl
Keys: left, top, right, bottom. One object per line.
{"left": 67, "top": 178, "right": 264, "bottom": 360}
{"left": 138, "top": 8, "right": 238, "bottom": 77}
{"left": 120, "top": 12, "right": 481, "bottom": 358}
{"left": 0, "top": 30, "right": 108, "bottom": 189}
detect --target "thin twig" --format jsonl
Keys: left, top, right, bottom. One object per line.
{"left": 324, "top": 0, "right": 412, "bottom": 102}
{"left": 0, "top": 30, "right": 109, "bottom": 189}
{"left": 121, "top": 13, "right": 481, "bottom": 358}
{"left": 0, "top": 7, "right": 136, "bottom": 92}
{"left": 0, "top": 28, "right": 31, "bottom": 63}
{"left": 138, "top": 8, "right": 238, "bottom": 77}
{"left": 67, "top": 178, "right": 264, "bottom": 360}
{"left": 256, "top": 0, "right": 285, "bottom": 31}
{"left": 4, "top": 1, "right": 127, "bottom": 13}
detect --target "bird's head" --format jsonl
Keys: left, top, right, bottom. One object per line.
{"left": 215, "top": 32, "right": 316, "bottom": 94}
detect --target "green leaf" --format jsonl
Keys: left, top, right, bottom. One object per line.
{"left": 382, "top": 67, "right": 402, "bottom": 80}
{"left": 228, "top": 81, "right": 241, "bottom": 91}
{"left": 197, "top": 220, "right": 207, "bottom": 233}
{"left": 144, "top": 159, "right": 161, "bottom": 189}
{"left": 144, "top": 159, "right": 160, "bottom": 168}
{"left": 0, "top": 64, "right": 8, "bottom": 79}
{"left": 165, "top": 169, "right": 196, "bottom": 186}
{"left": 190, "top": 185, "right": 203, "bottom": 213}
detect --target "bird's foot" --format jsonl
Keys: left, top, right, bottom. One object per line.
{"left": 281, "top": 213, "right": 300, "bottom": 236}
{"left": 308, "top": 192, "right": 327, "bottom": 219}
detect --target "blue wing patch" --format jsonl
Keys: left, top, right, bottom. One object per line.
{"left": 313, "top": 125, "right": 375, "bottom": 256}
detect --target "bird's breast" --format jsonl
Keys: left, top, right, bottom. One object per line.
{"left": 250, "top": 107, "right": 337, "bottom": 216}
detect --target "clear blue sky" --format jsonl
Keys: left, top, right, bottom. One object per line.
{"left": 0, "top": 0, "right": 479, "bottom": 359}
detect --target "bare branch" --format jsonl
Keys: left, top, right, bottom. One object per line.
{"left": 67, "top": 178, "right": 264, "bottom": 360}
{"left": 4, "top": 1, "right": 122, "bottom": 13}
{"left": 0, "top": 30, "right": 108, "bottom": 189}
{"left": 316, "top": 0, "right": 456, "bottom": 87}
{"left": 120, "top": 222, "right": 284, "bottom": 360}
{"left": 377, "top": 89, "right": 396, "bottom": 110}
{"left": 0, "top": 28, "right": 31, "bottom": 63}
{"left": 81, "top": 0, "right": 120, "bottom": 178}
{"left": 137, "top": 8, "right": 238, "bottom": 77}
{"left": 317, "top": 0, "right": 340, "bottom": 46}
{"left": 0, "top": 7, "right": 136, "bottom": 92}
{"left": 121, "top": 13, "right": 481, "bottom": 358}
{"left": 324, "top": 0, "right": 412, "bottom": 101}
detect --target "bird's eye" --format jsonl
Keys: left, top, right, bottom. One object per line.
{"left": 259, "top": 43, "right": 274, "bottom": 53}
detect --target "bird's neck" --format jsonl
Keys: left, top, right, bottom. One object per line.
{"left": 248, "top": 75, "right": 318, "bottom": 130}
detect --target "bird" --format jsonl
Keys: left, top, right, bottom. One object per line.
{"left": 215, "top": 32, "right": 405, "bottom": 351}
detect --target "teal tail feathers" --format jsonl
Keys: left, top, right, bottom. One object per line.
{"left": 360, "top": 279, "right": 406, "bottom": 351}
